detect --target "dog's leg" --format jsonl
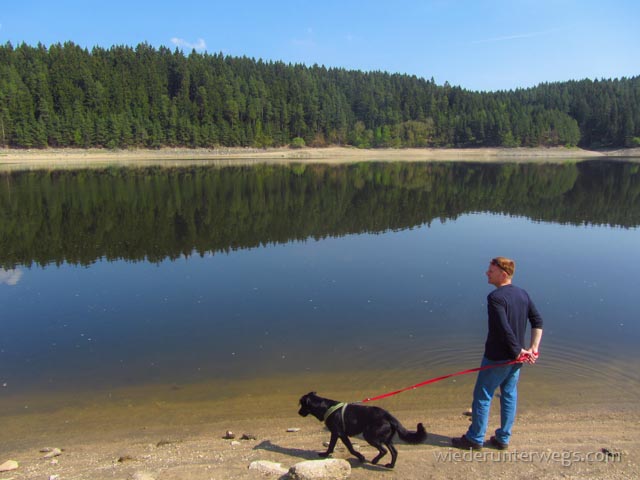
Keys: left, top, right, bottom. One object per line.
{"left": 365, "top": 437, "right": 388, "bottom": 466}
{"left": 339, "top": 434, "right": 366, "bottom": 463}
{"left": 319, "top": 433, "right": 339, "bottom": 458}
{"left": 385, "top": 441, "right": 398, "bottom": 469}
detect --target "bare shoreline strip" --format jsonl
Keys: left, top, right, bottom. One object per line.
{"left": 3, "top": 145, "right": 637, "bottom": 168}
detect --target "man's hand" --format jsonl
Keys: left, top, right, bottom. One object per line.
{"left": 518, "top": 348, "right": 539, "bottom": 364}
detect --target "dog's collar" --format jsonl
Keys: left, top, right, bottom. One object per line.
{"left": 323, "top": 402, "right": 346, "bottom": 422}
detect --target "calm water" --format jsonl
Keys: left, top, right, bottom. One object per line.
{"left": 1, "top": 159, "right": 640, "bottom": 427}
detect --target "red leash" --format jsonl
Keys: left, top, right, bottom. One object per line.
{"left": 360, "top": 352, "right": 536, "bottom": 403}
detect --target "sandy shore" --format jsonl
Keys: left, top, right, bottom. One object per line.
{"left": 2, "top": 403, "right": 637, "bottom": 480}
{"left": 1, "top": 372, "right": 638, "bottom": 480}
{"left": 2, "top": 146, "right": 637, "bottom": 170}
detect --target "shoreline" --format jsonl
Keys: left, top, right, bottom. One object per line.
{"left": 2, "top": 400, "right": 637, "bottom": 479}
{"left": 2, "top": 371, "right": 638, "bottom": 479}
{"left": 2, "top": 145, "right": 638, "bottom": 168}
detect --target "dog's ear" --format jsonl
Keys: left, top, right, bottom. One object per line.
{"left": 299, "top": 392, "right": 316, "bottom": 407}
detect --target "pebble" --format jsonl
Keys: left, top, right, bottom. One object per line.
{"left": 0, "top": 460, "right": 19, "bottom": 472}
{"left": 249, "top": 460, "right": 288, "bottom": 476}
{"left": 230, "top": 441, "right": 241, "bottom": 446}
{"left": 131, "top": 472, "right": 156, "bottom": 480}
{"left": 156, "top": 440, "right": 177, "bottom": 447}
{"left": 463, "top": 409, "right": 472, "bottom": 416}
{"left": 222, "top": 431, "right": 235, "bottom": 440}
{"left": 43, "top": 448, "right": 63, "bottom": 458}
{"left": 601, "top": 447, "right": 622, "bottom": 459}
{"left": 287, "top": 428, "right": 301, "bottom": 432}
{"left": 241, "top": 433, "right": 257, "bottom": 440}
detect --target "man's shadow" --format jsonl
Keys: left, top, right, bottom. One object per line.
{"left": 422, "top": 431, "right": 452, "bottom": 447}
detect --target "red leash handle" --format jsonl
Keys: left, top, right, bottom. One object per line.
{"left": 361, "top": 353, "right": 535, "bottom": 403}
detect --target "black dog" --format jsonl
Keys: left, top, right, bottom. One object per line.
{"left": 298, "top": 391, "right": 426, "bottom": 468}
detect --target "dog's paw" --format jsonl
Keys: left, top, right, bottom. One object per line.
{"left": 318, "top": 452, "right": 330, "bottom": 458}
{"left": 384, "top": 463, "right": 395, "bottom": 469}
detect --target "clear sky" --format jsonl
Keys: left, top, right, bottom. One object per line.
{"left": 1, "top": 0, "right": 638, "bottom": 92}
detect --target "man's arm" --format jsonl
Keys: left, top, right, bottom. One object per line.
{"left": 523, "top": 295, "right": 544, "bottom": 364}
{"left": 522, "top": 328, "right": 543, "bottom": 364}
{"left": 529, "top": 328, "right": 543, "bottom": 353}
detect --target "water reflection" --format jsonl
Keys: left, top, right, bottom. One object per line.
{"left": 0, "top": 268, "right": 22, "bottom": 285}
{"left": 1, "top": 160, "right": 639, "bottom": 268}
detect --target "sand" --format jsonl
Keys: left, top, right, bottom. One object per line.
{"left": 2, "top": 403, "right": 637, "bottom": 479}
{"left": 1, "top": 373, "right": 638, "bottom": 480}
{"left": 1, "top": 145, "right": 635, "bottom": 171}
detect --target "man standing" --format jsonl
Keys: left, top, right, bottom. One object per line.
{"left": 452, "top": 257, "right": 543, "bottom": 450}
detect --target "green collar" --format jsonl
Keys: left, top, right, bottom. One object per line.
{"left": 323, "top": 402, "right": 346, "bottom": 422}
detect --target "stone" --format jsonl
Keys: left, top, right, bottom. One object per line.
{"left": 601, "top": 447, "right": 621, "bottom": 459}
{"left": 0, "top": 460, "right": 19, "bottom": 472}
{"left": 156, "top": 439, "right": 178, "bottom": 447}
{"left": 222, "top": 430, "right": 235, "bottom": 439}
{"left": 241, "top": 433, "right": 257, "bottom": 440}
{"left": 248, "top": 460, "right": 288, "bottom": 476}
{"left": 286, "top": 428, "right": 301, "bottom": 432}
{"left": 288, "top": 459, "right": 351, "bottom": 480}
{"left": 43, "top": 448, "right": 63, "bottom": 458}
{"left": 131, "top": 471, "right": 156, "bottom": 480}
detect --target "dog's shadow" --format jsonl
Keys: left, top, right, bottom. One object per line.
{"left": 253, "top": 432, "right": 452, "bottom": 472}
{"left": 253, "top": 440, "right": 391, "bottom": 472}
{"left": 253, "top": 440, "right": 319, "bottom": 461}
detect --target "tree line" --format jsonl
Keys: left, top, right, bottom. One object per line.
{"left": 1, "top": 42, "right": 638, "bottom": 150}
{"left": 2, "top": 160, "right": 639, "bottom": 268}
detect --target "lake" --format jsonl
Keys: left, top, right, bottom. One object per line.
{"left": 1, "top": 158, "right": 639, "bottom": 444}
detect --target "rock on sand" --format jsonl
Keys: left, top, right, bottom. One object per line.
{"left": 0, "top": 460, "right": 19, "bottom": 472}
{"left": 248, "top": 460, "right": 289, "bottom": 476}
{"left": 288, "top": 459, "right": 351, "bottom": 480}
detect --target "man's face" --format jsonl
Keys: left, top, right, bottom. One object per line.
{"left": 486, "top": 263, "right": 506, "bottom": 286}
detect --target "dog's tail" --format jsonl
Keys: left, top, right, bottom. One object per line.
{"left": 392, "top": 417, "right": 427, "bottom": 443}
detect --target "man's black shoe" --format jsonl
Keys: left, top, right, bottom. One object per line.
{"left": 451, "top": 435, "right": 483, "bottom": 450}
{"left": 489, "top": 436, "right": 508, "bottom": 450}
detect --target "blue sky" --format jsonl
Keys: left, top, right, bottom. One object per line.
{"left": 1, "top": 0, "right": 638, "bottom": 92}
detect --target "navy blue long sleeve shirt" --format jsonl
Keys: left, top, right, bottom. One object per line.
{"left": 484, "top": 284, "right": 544, "bottom": 361}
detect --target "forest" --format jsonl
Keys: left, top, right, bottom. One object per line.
{"left": 2, "top": 160, "right": 639, "bottom": 267}
{"left": 1, "top": 42, "right": 638, "bottom": 150}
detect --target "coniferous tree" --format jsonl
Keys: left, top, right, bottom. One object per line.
{"left": 0, "top": 41, "right": 638, "bottom": 150}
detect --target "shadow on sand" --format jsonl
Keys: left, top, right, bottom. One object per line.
{"left": 253, "top": 431, "right": 454, "bottom": 473}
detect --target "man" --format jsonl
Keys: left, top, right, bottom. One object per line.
{"left": 452, "top": 257, "right": 543, "bottom": 450}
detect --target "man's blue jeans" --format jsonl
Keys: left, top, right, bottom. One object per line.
{"left": 465, "top": 356, "right": 522, "bottom": 445}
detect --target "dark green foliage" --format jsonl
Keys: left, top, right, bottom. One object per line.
{"left": 0, "top": 42, "right": 638, "bottom": 149}
{"left": 2, "top": 161, "right": 639, "bottom": 268}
